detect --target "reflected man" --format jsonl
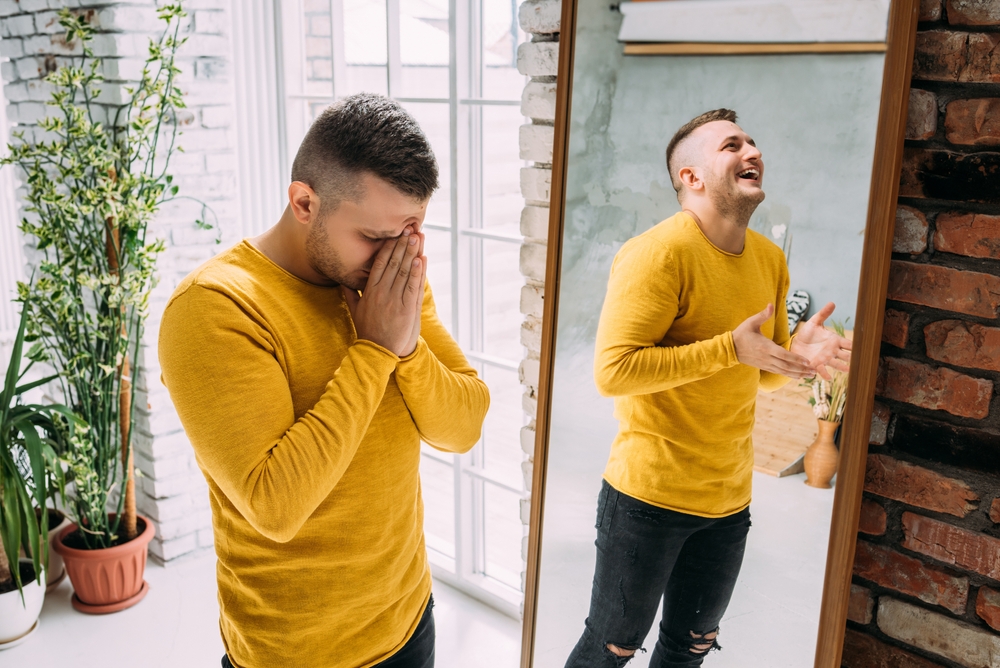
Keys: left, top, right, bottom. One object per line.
{"left": 159, "top": 94, "right": 489, "bottom": 668}
{"left": 565, "top": 109, "right": 850, "bottom": 667}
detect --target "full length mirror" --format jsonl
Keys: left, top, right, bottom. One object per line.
{"left": 527, "top": 0, "right": 912, "bottom": 666}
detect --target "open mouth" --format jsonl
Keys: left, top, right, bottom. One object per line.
{"left": 737, "top": 167, "right": 760, "bottom": 182}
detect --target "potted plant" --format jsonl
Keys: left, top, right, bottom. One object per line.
{"left": 801, "top": 321, "right": 849, "bottom": 489}
{"left": 1, "top": 5, "right": 199, "bottom": 613}
{"left": 0, "top": 302, "right": 80, "bottom": 648}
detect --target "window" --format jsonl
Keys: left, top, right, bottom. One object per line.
{"left": 0, "top": 67, "right": 24, "bottom": 351}
{"left": 276, "top": 0, "right": 528, "bottom": 614}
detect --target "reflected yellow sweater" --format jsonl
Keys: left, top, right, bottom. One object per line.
{"left": 158, "top": 241, "right": 489, "bottom": 668}
{"left": 595, "top": 212, "right": 790, "bottom": 518}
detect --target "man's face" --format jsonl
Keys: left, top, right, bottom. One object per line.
{"left": 306, "top": 172, "right": 429, "bottom": 291}
{"left": 694, "top": 120, "right": 766, "bottom": 221}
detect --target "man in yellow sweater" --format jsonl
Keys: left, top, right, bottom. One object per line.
{"left": 159, "top": 94, "right": 489, "bottom": 668}
{"left": 565, "top": 109, "right": 851, "bottom": 667}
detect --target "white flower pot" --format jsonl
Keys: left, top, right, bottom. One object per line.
{"left": 0, "top": 559, "right": 45, "bottom": 649}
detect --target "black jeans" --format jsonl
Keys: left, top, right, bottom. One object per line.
{"left": 221, "top": 595, "right": 435, "bottom": 668}
{"left": 566, "top": 481, "right": 751, "bottom": 668}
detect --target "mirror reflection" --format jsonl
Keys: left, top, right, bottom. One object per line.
{"left": 533, "top": 1, "right": 889, "bottom": 666}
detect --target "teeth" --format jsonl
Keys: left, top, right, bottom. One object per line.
{"left": 738, "top": 168, "right": 759, "bottom": 178}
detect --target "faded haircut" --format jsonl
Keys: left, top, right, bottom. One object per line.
{"left": 290, "top": 93, "right": 439, "bottom": 212}
{"left": 665, "top": 108, "right": 739, "bottom": 194}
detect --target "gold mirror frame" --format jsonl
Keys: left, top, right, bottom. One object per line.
{"left": 520, "top": 1, "right": 921, "bottom": 666}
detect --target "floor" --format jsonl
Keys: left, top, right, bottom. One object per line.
{"left": 3, "top": 553, "right": 521, "bottom": 668}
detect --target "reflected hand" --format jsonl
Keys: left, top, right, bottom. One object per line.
{"left": 733, "top": 304, "right": 815, "bottom": 379}
{"left": 790, "top": 302, "right": 852, "bottom": 381}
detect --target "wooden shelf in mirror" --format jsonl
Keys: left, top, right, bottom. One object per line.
{"left": 624, "top": 42, "right": 889, "bottom": 56}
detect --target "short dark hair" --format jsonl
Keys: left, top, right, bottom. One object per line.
{"left": 291, "top": 93, "right": 439, "bottom": 210}
{"left": 665, "top": 108, "right": 738, "bottom": 193}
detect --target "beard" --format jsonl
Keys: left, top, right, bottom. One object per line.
{"left": 705, "top": 169, "right": 766, "bottom": 228}
{"left": 305, "top": 219, "right": 368, "bottom": 291}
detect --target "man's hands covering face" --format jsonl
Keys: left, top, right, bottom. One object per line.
{"left": 342, "top": 226, "right": 427, "bottom": 357}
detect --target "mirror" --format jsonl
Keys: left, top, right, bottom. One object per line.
{"left": 523, "top": 1, "right": 918, "bottom": 666}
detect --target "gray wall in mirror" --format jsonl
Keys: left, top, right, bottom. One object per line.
{"left": 531, "top": 0, "right": 885, "bottom": 666}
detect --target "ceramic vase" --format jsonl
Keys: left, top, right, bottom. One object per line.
{"left": 804, "top": 419, "right": 840, "bottom": 489}
{"left": 0, "top": 560, "right": 45, "bottom": 649}
{"left": 53, "top": 514, "right": 153, "bottom": 614}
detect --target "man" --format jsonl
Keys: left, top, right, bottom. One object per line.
{"left": 159, "top": 93, "right": 489, "bottom": 668}
{"left": 565, "top": 109, "right": 851, "bottom": 667}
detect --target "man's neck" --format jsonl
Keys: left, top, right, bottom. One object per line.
{"left": 250, "top": 208, "right": 330, "bottom": 285}
{"left": 682, "top": 204, "right": 748, "bottom": 255}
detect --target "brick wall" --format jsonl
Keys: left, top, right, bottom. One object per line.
{"left": 516, "top": 0, "right": 558, "bottom": 593}
{"left": 843, "top": 1, "right": 1000, "bottom": 665}
{"left": 0, "top": 0, "right": 242, "bottom": 564}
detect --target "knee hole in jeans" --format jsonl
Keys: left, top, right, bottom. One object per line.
{"left": 687, "top": 628, "right": 721, "bottom": 655}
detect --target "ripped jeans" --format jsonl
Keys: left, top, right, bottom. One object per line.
{"left": 565, "top": 481, "right": 751, "bottom": 668}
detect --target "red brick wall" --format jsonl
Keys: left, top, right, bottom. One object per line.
{"left": 843, "top": 1, "right": 1000, "bottom": 666}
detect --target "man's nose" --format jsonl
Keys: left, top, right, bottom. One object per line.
{"left": 744, "top": 144, "right": 762, "bottom": 161}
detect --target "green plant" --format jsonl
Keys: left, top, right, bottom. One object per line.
{"left": 0, "top": 302, "right": 81, "bottom": 599}
{"left": 0, "top": 5, "right": 202, "bottom": 549}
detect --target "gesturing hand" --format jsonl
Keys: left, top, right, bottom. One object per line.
{"left": 790, "top": 301, "right": 852, "bottom": 381}
{"left": 733, "top": 303, "right": 815, "bottom": 379}
{"left": 342, "top": 227, "right": 424, "bottom": 357}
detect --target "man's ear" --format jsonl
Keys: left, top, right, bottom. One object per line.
{"left": 678, "top": 166, "right": 704, "bottom": 196}
{"left": 288, "top": 181, "right": 320, "bottom": 225}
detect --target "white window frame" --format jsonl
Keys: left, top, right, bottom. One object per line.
{"left": 269, "top": 0, "right": 528, "bottom": 617}
{"left": 0, "top": 53, "right": 25, "bottom": 345}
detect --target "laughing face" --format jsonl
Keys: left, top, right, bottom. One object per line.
{"left": 695, "top": 120, "right": 766, "bottom": 224}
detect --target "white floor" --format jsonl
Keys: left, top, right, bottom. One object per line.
{"left": 3, "top": 552, "right": 521, "bottom": 668}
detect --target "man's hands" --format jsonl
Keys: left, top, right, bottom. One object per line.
{"left": 342, "top": 226, "right": 427, "bottom": 357}
{"left": 789, "top": 301, "right": 852, "bottom": 381}
{"left": 733, "top": 304, "right": 815, "bottom": 379}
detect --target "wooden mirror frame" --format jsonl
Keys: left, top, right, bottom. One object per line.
{"left": 520, "top": 1, "right": 921, "bottom": 666}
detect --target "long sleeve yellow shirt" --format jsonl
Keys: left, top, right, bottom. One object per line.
{"left": 595, "top": 212, "right": 790, "bottom": 518}
{"left": 158, "top": 240, "right": 489, "bottom": 668}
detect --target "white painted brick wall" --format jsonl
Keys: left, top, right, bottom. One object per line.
{"left": 516, "top": 0, "right": 559, "bottom": 603}
{"left": 0, "top": 0, "right": 241, "bottom": 564}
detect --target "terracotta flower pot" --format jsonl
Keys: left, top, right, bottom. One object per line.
{"left": 53, "top": 515, "right": 154, "bottom": 614}
{"left": 804, "top": 419, "right": 840, "bottom": 489}
{"left": 0, "top": 560, "right": 45, "bottom": 649}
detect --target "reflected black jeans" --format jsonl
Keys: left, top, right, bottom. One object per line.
{"left": 565, "top": 481, "right": 751, "bottom": 668}
{"left": 221, "top": 595, "right": 435, "bottom": 668}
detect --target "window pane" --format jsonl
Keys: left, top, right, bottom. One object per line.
{"left": 423, "top": 228, "right": 454, "bottom": 335}
{"left": 482, "top": 238, "right": 522, "bottom": 361}
{"left": 483, "top": 482, "right": 523, "bottom": 590}
{"left": 400, "top": 0, "right": 450, "bottom": 99}
{"left": 304, "top": 2, "right": 334, "bottom": 89}
{"left": 401, "top": 102, "right": 451, "bottom": 228}
{"left": 420, "top": 451, "right": 456, "bottom": 558}
{"left": 482, "top": 0, "right": 527, "bottom": 100}
{"left": 344, "top": 0, "right": 388, "bottom": 95}
{"left": 481, "top": 105, "right": 525, "bottom": 233}
{"left": 481, "top": 364, "right": 524, "bottom": 489}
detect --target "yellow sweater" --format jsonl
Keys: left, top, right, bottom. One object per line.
{"left": 595, "top": 212, "right": 790, "bottom": 518}
{"left": 158, "top": 241, "right": 489, "bottom": 668}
